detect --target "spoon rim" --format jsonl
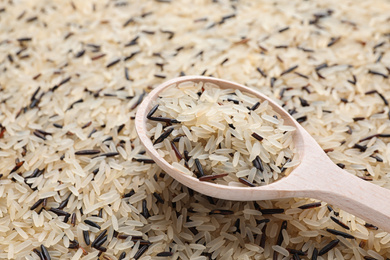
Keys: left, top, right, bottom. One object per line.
{"left": 135, "top": 75, "right": 307, "bottom": 198}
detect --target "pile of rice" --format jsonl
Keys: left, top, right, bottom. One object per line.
{"left": 145, "top": 81, "right": 298, "bottom": 186}
{"left": 1, "top": 0, "right": 390, "bottom": 259}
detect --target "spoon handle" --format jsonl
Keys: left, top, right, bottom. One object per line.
{"left": 292, "top": 160, "right": 390, "bottom": 232}
{"left": 281, "top": 129, "right": 390, "bottom": 232}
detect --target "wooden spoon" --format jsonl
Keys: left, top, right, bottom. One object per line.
{"left": 135, "top": 76, "right": 390, "bottom": 232}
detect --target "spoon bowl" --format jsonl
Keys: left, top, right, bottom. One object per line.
{"left": 136, "top": 76, "right": 390, "bottom": 232}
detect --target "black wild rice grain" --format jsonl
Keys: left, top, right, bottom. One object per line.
{"left": 377, "top": 92, "right": 388, "bottom": 105}
{"left": 298, "top": 202, "right": 322, "bottom": 209}
{"left": 31, "top": 86, "right": 41, "bottom": 101}
{"left": 297, "top": 46, "right": 314, "bottom": 52}
{"left": 154, "top": 74, "right": 166, "bottom": 79}
{"left": 142, "top": 199, "right": 150, "bottom": 218}
{"left": 147, "top": 105, "right": 159, "bottom": 119}
{"left": 81, "top": 121, "right": 92, "bottom": 129}
{"left": 194, "top": 158, "right": 205, "bottom": 178}
{"left": 67, "top": 99, "right": 84, "bottom": 111}
{"left": 327, "top": 36, "right": 340, "bottom": 47}
{"left": 124, "top": 67, "right": 132, "bottom": 81}
{"left": 293, "top": 254, "right": 301, "bottom": 260}
{"left": 68, "top": 240, "right": 79, "bottom": 249}
{"left": 299, "top": 97, "right": 309, "bottom": 107}
{"left": 118, "top": 252, "right": 126, "bottom": 260}
{"left": 316, "top": 71, "right": 325, "bottom": 79}
{"left": 233, "top": 218, "right": 240, "bottom": 234}
{"left": 260, "top": 208, "right": 284, "bottom": 214}
{"left": 296, "top": 116, "right": 307, "bottom": 123}
{"left": 36, "top": 129, "right": 51, "bottom": 136}
{"left": 125, "top": 36, "right": 139, "bottom": 47}
{"left": 75, "top": 49, "right": 85, "bottom": 58}
{"left": 10, "top": 161, "right": 24, "bottom": 173}
{"left": 256, "top": 67, "right": 267, "bottom": 77}
{"left": 134, "top": 245, "right": 149, "bottom": 260}
{"left": 287, "top": 249, "right": 306, "bottom": 256}
{"left": 148, "top": 116, "right": 179, "bottom": 124}
{"left": 17, "top": 37, "right": 32, "bottom": 42}
{"left": 330, "top": 216, "right": 349, "bottom": 230}
{"left": 209, "top": 209, "right": 234, "bottom": 215}
{"left": 280, "top": 65, "right": 298, "bottom": 76}
{"left": 123, "top": 17, "right": 134, "bottom": 27}
{"left": 153, "top": 127, "right": 174, "bottom": 145}
{"left": 106, "top": 58, "right": 121, "bottom": 68}
{"left": 58, "top": 194, "right": 71, "bottom": 210}
{"left": 256, "top": 219, "right": 270, "bottom": 225}
{"left": 364, "top": 257, "right": 378, "bottom": 260}
{"left": 91, "top": 53, "right": 106, "bottom": 61}
{"left": 278, "top": 26, "right": 290, "bottom": 33}
{"left": 347, "top": 75, "right": 357, "bottom": 85}
{"left": 353, "top": 144, "right": 367, "bottom": 152}
{"left": 199, "top": 173, "right": 228, "bottom": 181}
{"left": 99, "top": 152, "right": 120, "bottom": 157}
{"left": 312, "top": 248, "right": 318, "bottom": 260}
{"left": 40, "top": 244, "right": 51, "bottom": 260}
{"left": 376, "top": 52, "right": 384, "bottom": 63}
{"left": 326, "top": 228, "right": 355, "bottom": 239}
{"left": 124, "top": 51, "right": 141, "bottom": 61}
{"left": 32, "top": 73, "right": 41, "bottom": 80}
{"left": 170, "top": 142, "right": 182, "bottom": 160}
{"left": 315, "top": 63, "right": 328, "bottom": 71}
{"left": 251, "top": 132, "right": 263, "bottom": 141}
{"left": 33, "top": 131, "right": 46, "bottom": 140}
{"left": 75, "top": 150, "right": 100, "bottom": 155}
{"left": 368, "top": 69, "right": 388, "bottom": 78}
{"left": 53, "top": 123, "right": 63, "bottom": 129}
{"left": 153, "top": 192, "right": 164, "bottom": 203}
{"left": 253, "top": 156, "right": 264, "bottom": 171}
{"left": 97, "top": 246, "right": 107, "bottom": 252}
{"left": 134, "top": 158, "right": 155, "bottom": 164}
{"left": 30, "top": 199, "right": 44, "bottom": 210}
{"left": 33, "top": 248, "right": 44, "bottom": 260}
{"left": 84, "top": 219, "right": 101, "bottom": 229}
{"left": 156, "top": 252, "right": 173, "bottom": 256}
{"left": 71, "top": 213, "right": 76, "bottom": 226}
{"left": 91, "top": 230, "right": 107, "bottom": 248}
{"left": 227, "top": 98, "right": 239, "bottom": 104}
{"left": 42, "top": 198, "right": 47, "bottom": 208}
{"left": 131, "top": 91, "right": 146, "bottom": 110}
{"left": 94, "top": 235, "right": 107, "bottom": 248}
{"left": 371, "top": 155, "right": 383, "bottom": 162}
{"left": 220, "top": 58, "right": 229, "bottom": 65}
{"left": 260, "top": 223, "right": 267, "bottom": 248}
{"left": 319, "top": 239, "right": 340, "bottom": 256}
{"left": 238, "top": 177, "right": 256, "bottom": 187}
{"left": 364, "top": 223, "right": 378, "bottom": 230}
{"left": 250, "top": 102, "right": 260, "bottom": 111}
{"left": 275, "top": 45, "right": 288, "bottom": 49}
{"left": 294, "top": 72, "right": 309, "bottom": 79}
{"left": 123, "top": 190, "right": 135, "bottom": 198}
{"left": 49, "top": 208, "right": 70, "bottom": 217}
{"left": 160, "top": 29, "right": 175, "bottom": 39}
{"left": 273, "top": 221, "right": 287, "bottom": 260}
{"left": 373, "top": 41, "right": 385, "bottom": 50}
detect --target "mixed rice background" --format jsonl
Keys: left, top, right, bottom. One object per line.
{"left": 1, "top": 0, "right": 390, "bottom": 259}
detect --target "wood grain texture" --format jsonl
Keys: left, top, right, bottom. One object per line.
{"left": 135, "top": 76, "right": 390, "bottom": 232}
